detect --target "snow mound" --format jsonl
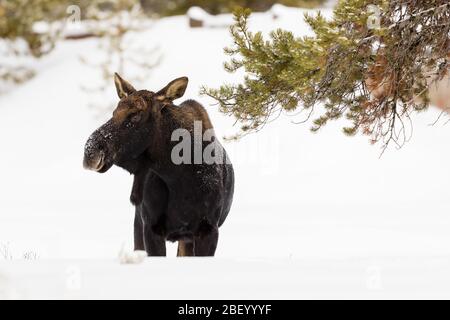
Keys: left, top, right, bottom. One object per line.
{"left": 118, "top": 246, "right": 147, "bottom": 265}
{"left": 187, "top": 6, "right": 234, "bottom": 28}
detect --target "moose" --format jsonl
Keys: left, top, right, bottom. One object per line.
{"left": 83, "top": 74, "right": 234, "bottom": 256}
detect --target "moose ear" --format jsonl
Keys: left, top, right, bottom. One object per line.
{"left": 156, "top": 77, "right": 188, "bottom": 101}
{"left": 114, "top": 73, "right": 136, "bottom": 99}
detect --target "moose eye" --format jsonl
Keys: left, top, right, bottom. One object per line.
{"left": 131, "top": 113, "right": 142, "bottom": 123}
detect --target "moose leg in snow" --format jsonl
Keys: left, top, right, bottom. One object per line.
{"left": 143, "top": 223, "right": 166, "bottom": 256}
{"left": 133, "top": 207, "right": 145, "bottom": 251}
{"left": 177, "top": 241, "right": 194, "bottom": 257}
{"left": 194, "top": 226, "right": 219, "bottom": 256}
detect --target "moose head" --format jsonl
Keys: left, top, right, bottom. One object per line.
{"left": 83, "top": 73, "right": 188, "bottom": 173}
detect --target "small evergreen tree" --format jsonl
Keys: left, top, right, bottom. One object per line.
{"left": 202, "top": 0, "right": 450, "bottom": 150}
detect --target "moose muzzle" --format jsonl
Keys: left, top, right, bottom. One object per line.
{"left": 83, "top": 129, "right": 111, "bottom": 173}
{"left": 83, "top": 149, "right": 105, "bottom": 172}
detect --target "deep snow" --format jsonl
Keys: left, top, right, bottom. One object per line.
{"left": 1, "top": 4, "right": 450, "bottom": 299}
{"left": 3, "top": 257, "right": 450, "bottom": 299}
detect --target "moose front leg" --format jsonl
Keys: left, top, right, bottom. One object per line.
{"left": 143, "top": 223, "right": 166, "bottom": 256}
{"left": 134, "top": 207, "right": 145, "bottom": 251}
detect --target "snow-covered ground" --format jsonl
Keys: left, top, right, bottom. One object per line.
{"left": 1, "top": 4, "right": 450, "bottom": 299}
{"left": 3, "top": 257, "right": 450, "bottom": 299}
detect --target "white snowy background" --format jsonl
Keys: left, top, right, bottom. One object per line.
{"left": 1, "top": 2, "right": 450, "bottom": 299}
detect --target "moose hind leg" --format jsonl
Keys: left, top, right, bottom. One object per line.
{"left": 177, "top": 241, "right": 194, "bottom": 257}
{"left": 194, "top": 226, "right": 219, "bottom": 257}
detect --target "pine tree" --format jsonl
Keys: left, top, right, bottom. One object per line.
{"left": 202, "top": 0, "right": 450, "bottom": 150}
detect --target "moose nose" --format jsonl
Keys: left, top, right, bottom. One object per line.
{"left": 83, "top": 149, "right": 105, "bottom": 171}
{"left": 83, "top": 136, "right": 107, "bottom": 172}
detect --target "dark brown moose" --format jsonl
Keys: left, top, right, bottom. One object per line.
{"left": 83, "top": 74, "right": 234, "bottom": 256}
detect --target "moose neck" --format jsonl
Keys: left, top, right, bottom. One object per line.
{"left": 147, "top": 105, "right": 182, "bottom": 160}
{"left": 126, "top": 101, "right": 214, "bottom": 181}
{"left": 146, "top": 103, "right": 208, "bottom": 173}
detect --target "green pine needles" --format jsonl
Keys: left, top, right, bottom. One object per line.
{"left": 202, "top": 0, "right": 450, "bottom": 150}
